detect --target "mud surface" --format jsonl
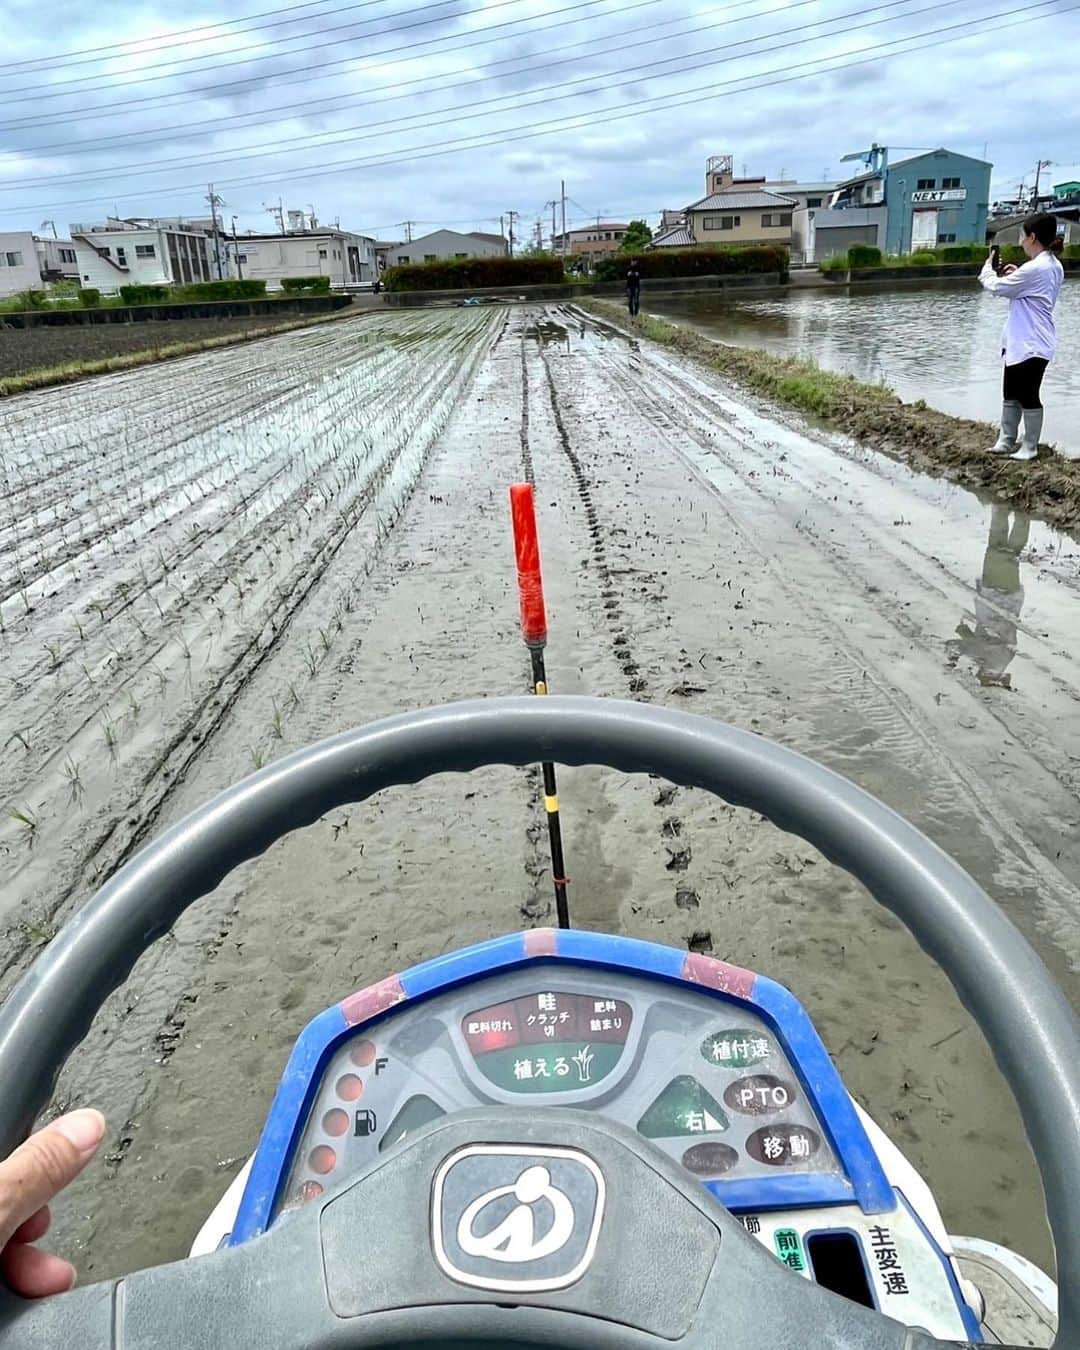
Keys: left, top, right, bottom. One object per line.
{"left": 0, "top": 313, "right": 342, "bottom": 380}
{"left": 1, "top": 305, "right": 1078, "bottom": 1285}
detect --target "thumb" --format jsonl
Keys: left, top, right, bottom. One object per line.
{"left": 0, "top": 1111, "right": 105, "bottom": 1250}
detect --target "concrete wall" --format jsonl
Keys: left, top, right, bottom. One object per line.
{"left": 383, "top": 272, "right": 782, "bottom": 306}
{"left": 886, "top": 150, "right": 991, "bottom": 255}
{"left": 0, "top": 294, "right": 352, "bottom": 328}
{"left": 0, "top": 233, "right": 44, "bottom": 297}
{"left": 385, "top": 230, "right": 505, "bottom": 267}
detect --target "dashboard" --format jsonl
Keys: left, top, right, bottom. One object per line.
{"left": 274, "top": 965, "right": 841, "bottom": 1218}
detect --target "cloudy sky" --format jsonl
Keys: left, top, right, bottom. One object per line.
{"left": 3, "top": 0, "right": 1078, "bottom": 241}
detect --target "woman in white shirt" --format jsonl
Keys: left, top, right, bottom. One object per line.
{"left": 980, "top": 213, "right": 1065, "bottom": 460}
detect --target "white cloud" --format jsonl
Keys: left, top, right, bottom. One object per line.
{"left": 1, "top": 0, "right": 1077, "bottom": 235}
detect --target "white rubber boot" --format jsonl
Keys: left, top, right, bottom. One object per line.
{"left": 1010, "top": 407, "right": 1042, "bottom": 461}
{"left": 988, "top": 401, "right": 1022, "bottom": 454}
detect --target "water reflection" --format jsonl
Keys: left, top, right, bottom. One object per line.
{"left": 648, "top": 281, "right": 1080, "bottom": 456}
{"left": 946, "top": 505, "right": 1030, "bottom": 688}
{"left": 530, "top": 320, "right": 571, "bottom": 354}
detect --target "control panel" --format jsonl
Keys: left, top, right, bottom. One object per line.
{"left": 275, "top": 966, "right": 841, "bottom": 1216}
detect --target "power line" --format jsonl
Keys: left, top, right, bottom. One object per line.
{"left": 0, "top": 0, "right": 536, "bottom": 101}
{"left": 0, "top": 0, "right": 623, "bottom": 126}
{"left": 4, "top": 0, "right": 367, "bottom": 70}
{"left": 5, "top": 0, "right": 443, "bottom": 76}
{"left": 5, "top": 2, "right": 1065, "bottom": 215}
{"left": 13, "top": 0, "right": 925, "bottom": 189}
{"left": 0, "top": 0, "right": 676, "bottom": 153}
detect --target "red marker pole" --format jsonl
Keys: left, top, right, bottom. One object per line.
{"left": 510, "top": 483, "right": 570, "bottom": 928}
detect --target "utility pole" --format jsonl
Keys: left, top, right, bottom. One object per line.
{"left": 206, "top": 184, "right": 225, "bottom": 279}
{"left": 263, "top": 199, "right": 285, "bottom": 235}
{"left": 231, "top": 216, "right": 243, "bottom": 280}
{"left": 560, "top": 180, "right": 567, "bottom": 257}
{"left": 398, "top": 220, "right": 415, "bottom": 242}
{"left": 506, "top": 209, "right": 519, "bottom": 258}
{"left": 1032, "top": 159, "right": 1052, "bottom": 209}
{"left": 545, "top": 199, "right": 558, "bottom": 250}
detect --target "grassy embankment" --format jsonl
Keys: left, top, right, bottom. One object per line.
{"left": 583, "top": 299, "right": 1080, "bottom": 536}
{"left": 0, "top": 308, "right": 362, "bottom": 398}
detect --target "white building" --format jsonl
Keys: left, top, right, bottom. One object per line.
{"left": 0, "top": 231, "right": 80, "bottom": 298}
{"left": 383, "top": 229, "right": 506, "bottom": 267}
{"left": 230, "top": 229, "right": 377, "bottom": 289}
{"left": 68, "top": 219, "right": 215, "bottom": 294}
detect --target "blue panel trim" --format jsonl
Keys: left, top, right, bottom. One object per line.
{"left": 400, "top": 932, "right": 529, "bottom": 999}
{"left": 231, "top": 1002, "right": 348, "bottom": 1245}
{"left": 231, "top": 929, "right": 894, "bottom": 1244}
{"left": 706, "top": 1174, "right": 856, "bottom": 1213}
{"left": 896, "top": 1191, "right": 983, "bottom": 1340}
{"left": 749, "top": 972, "right": 895, "bottom": 1216}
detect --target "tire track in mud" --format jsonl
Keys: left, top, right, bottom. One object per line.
{"left": 531, "top": 324, "right": 713, "bottom": 944}
{"left": 562, "top": 306, "right": 1080, "bottom": 964}
{"left": 0, "top": 314, "right": 501, "bottom": 988}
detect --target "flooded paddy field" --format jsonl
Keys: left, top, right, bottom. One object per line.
{"left": 646, "top": 279, "right": 1080, "bottom": 457}
{"left": 1, "top": 305, "right": 1078, "bottom": 1286}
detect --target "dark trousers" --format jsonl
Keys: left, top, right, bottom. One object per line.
{"left": 627, "top": 288, "right": 640, "bottom": 317}
{"left": 1003, "top": 356, "right": 1049, "bottom": 408}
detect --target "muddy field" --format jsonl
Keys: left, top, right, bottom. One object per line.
{"left": 0, "top": 312, "right": 344, "bottom": 380}
{"left": 1, "top": 305, "right": 1078, "bottom": 1287}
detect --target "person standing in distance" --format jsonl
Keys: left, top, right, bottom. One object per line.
{"left": 626, "top": 260, "right": 642, "bottom": 318}
{"left": 980, "top": 213, "right": 1064, "bottom": 461}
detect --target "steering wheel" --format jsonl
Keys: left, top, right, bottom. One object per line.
{"left": 0, "top": 697, "right": 1077, "bottom": 1349}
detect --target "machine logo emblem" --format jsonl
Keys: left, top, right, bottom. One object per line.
{"left": 432, "top": 1145, "right": 605, "bottom": 1292}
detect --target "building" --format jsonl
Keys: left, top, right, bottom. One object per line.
{"left": 68, "top": 219, "right": 215, "bottom": 294}
{"left": 885, "top": 149, "right": 992, "bottom": 254}
{"left": 651, "top": 222, "right": 695, "bottom": 249}
{"left": 808, "top": 145, "right": 992, "bottom": 260}
{"left": 0, "top": 231, "right": 80, "bottom": 297}
{"left": 550, "top": 224, "right": 630, "bottom": 264}
{"left": 383, "top": 229, "right": 507, "bottom": 267}
{"left": 1053, "top": 180, "right": 1080, "bottom": 205}
{"left": 680, "top": 156, "right": 797, "bottom": 250}
{"left": 684, "top": 184, "right": 796, "bottom": 249}
{"left": 987, "top": 207, "right": 1078, "bottom": 247}
{"left": 230, "top": 228, "right": 377, "bottom": 289}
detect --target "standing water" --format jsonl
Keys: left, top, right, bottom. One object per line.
{"left": 647, "top": 279, "right": 1080, "bottom": 457}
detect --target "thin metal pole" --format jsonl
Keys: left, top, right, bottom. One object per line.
{"left": 529, "top": 645, "right": 570, "bottom": 929}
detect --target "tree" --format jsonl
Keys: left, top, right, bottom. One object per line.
{"left": 620, "top": 219, "right": 653, "bottom": 254}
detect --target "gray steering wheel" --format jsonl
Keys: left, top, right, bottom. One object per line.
{"left": 0, "top": 697, "right": 1076, "bottom": 1349}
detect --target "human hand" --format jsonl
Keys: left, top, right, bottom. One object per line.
{"left": 1001, "top": 263, "right": 1018, "bottom": 275}
{"left": 0, "top": 1110, "right": 105, "bottom": 1297}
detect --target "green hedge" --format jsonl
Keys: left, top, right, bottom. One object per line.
{"left": 78, "top": 289, "right": 101, "bottom": 308}
{"left": 119, "top": 284, "right": 169, "bottom": 304}
{"left": 382, "top": 256, "right": 562, "bottom": 292}
{"left": 1064, "top": 243, "right": 1080, "bottom": 259}
{"left": 846, "top": 244, "right": 882, "bottom": 268}
{"left": 280, "top": 275, "right": 331, "bottom": 294}
{"left": 173, "top": 279, "right": 267, "bottom": 300}
{"left": 594, "top": 245, "right": 789, "bottom": 282}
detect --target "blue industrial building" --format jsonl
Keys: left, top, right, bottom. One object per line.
{"left": 822, "top": 145, "right": 992, "bottom": 258}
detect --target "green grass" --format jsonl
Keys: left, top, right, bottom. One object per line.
{"left": 635, "top": 311, "right": 894, "bottom": 421}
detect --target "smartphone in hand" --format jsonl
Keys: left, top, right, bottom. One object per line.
{"left": 989, "top": 244, "right": 1003, "bottom": 274}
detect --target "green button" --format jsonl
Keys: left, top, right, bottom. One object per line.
{"left": 774, "top": 1227, "right": 806, "bottom": 1272}
{"left": 638, "top": 1076, "right": 729, "bottom": 1139}
{"left": 700, "top": 1028, "right": 774, "bottom": 1069}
